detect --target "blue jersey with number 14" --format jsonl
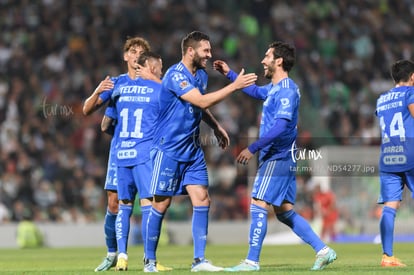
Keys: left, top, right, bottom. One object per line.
{"left": 111, "top": 74, "right": 160, "bottom": 167}
{"left": 376, "top": 86, "right": 414, "bottom": 172}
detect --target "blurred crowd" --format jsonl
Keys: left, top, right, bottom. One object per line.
{"left": 0, "top": 0, "right": 413, "bottom": 227}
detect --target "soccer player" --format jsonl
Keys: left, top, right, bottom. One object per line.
{"left": 82, "top": 36, "right": 156, "bottom": 272}
{"left": 375, "top": 59, "right": 414, "bottom": 267}
{"left": 105, "top": 51, "right": 165, "bottom": 271}
{"left": 143, "top": 31, "right": 257, "bottom": 273}
{"left": 213, "top": 41, "right": 337, "bottom": 271}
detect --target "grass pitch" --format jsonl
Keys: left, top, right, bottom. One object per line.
{"left": 0, "top": 243, "right": 413, "bottom": 274}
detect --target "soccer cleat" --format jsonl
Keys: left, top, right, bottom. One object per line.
{"left": 381, "top": 255, "right": 406, "bottom": 267}
{"left": 224, "top": 260, "right": 260, "bottom": 272}
{"left": 94, "top": 255, "right": 117, "bottom": 272}
{"left": 310, "top": 248, "right": 337, "bottom": 270}
{"left": 191, "top": 258, "right": 223, "bottom": 272}
{"left": 144, "top": 261, "right": 158, "bottom": 272}
{"left": 115, "top": 257, "right": 128, "bottom": 271}
{"left": 156, "top": 262, "right": 173, "bottom": 271}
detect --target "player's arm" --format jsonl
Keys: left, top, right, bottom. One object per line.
{"left": 213, "top": 60, "right": 267, "bottom": 100}
{"left": 236, "top": 118, "right": 289, "bottom": 165}
{"left": 83, "top": 76, "right": 114, "bottom": 115}
{"left": 101, "top": 115, "right": 115, "bottom": 136}
{"left": 180, "top": 69, "right": 257, "bottom": 109}
{"left": 202, "top": 109, "right": 230, "bottom": 149}
{"left": 101, "top": 99, "right": 117, "bottom": 136}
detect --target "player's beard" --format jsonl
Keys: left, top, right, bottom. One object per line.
{"left": 193, "top": 52, "right": 207, "bottom": 69}
{"left": 264, "top": 60, "right": 275, "bottom": 79}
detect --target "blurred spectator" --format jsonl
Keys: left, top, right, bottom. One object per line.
{"left": 0, "top": 201, "right": 10, "bottom": 223}
{"left": 16, "top": 209, "right": 44, "bottom": 248}
{"left": 313, "top": 184, "right": 339, "bottom": 242}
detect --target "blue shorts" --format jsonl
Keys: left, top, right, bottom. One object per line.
{"left": 150, "top": 149, "right": 208, "bottom": 196}
{"left": 104, "top": 149, "right": 117, "bottom": 191}
{"left": 117, "top": 161, "right": 152, "bottom": 201}
{"left": 378, "top": 168, "right": 414, "bottom": 203}
{"left": 251, "top": 157, "right": 296, "bottom": 206}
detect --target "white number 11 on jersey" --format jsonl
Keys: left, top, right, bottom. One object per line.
{"left": 119, "top": 108, "right": 144, "bottom": 138}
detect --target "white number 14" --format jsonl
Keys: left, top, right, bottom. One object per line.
{"left": 380, "top": 111, "right": 405, "bottom": 143}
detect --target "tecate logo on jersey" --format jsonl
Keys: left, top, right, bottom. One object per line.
{"left": 383, "top": 155, "right": 407, "bottom": 165}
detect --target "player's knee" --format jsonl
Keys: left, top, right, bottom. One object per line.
{"left": 120, "top": 199, "right": 133, "bottom": 205}
{"left": 153, "top": 196, "right": 171, "bottom": 212}
{"left": 107, "top": 202, "right": 118, "bottom": 213}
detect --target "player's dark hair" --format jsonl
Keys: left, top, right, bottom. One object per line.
{"left": 268, "top": 41, "right": 295, "bottom": 72}
{"left": 123, "top": 36, "right": 151, "bottom": 53}
{"left": 181, "top": 31, "right": 210, "bottom": 55}
{"left": 137, "top": 51, "right": 161, "bottom": 66}
{"left": 391, "top": 60, "right": 414, "bottom": 84}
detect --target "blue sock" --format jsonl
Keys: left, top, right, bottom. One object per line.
{"left": 246, "top": 204, "right": 268, "bottom": 263}
{"left": 141, "top": 205, "right": 151, "bottom": 251}
{"left": 192, "top": 206, "right": 209, "bottom": 260}
{"left": 116, "top": 204, "right": 133, "bottom": 255}
{"left": 145, "top": 207, "right": 164, "bottom": 260}
{"left": 104, "top": 208, "right": 117, "bottom": 253}
{"left": 380, "top": 206, "right": 396, "bottom": 256}
{"left": 276, "top": 209, "right": 325, "bottom": 253}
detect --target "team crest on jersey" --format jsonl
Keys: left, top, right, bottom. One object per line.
{"left": 179, "top": 80, "right": 189, "bottom": 90}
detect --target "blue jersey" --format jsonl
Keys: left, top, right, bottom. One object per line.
{"left": 152, "top": 62, "right": 207, "bottom": 161}
{"left": 376, "top": 86, "right": 414, "bottom": 172}
{"left": 111, "top": 74, "right": 160, "bottom": 166}
{"left": 253, "top": 78, "right": 300, "bottom": 162}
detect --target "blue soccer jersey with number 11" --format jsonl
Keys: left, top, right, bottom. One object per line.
{"left": 110, "top": 74, "right": 161, "bottom": 167}
{"left": 376, "top": 86, "right": 414, "bottom": 172}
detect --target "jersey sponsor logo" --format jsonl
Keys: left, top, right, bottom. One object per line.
{"left": 382, "top": 145, "right": 404, "bottom": 153}
{"left": 160, "top": 170, "right": 175, "bottom": 177}
{"left": 121, "top": 141, "right": 137, "bottom": 148}
{"left": 117, "top": 149, "right": 137, "bottom": 159}
{"left": 277, "top": 110, "right": 292, "bottom": 116}
{"left": 120, "top": 85, "right": 154, "bottom": 95}
{"left": 252, "top": 219, "right": 264, "bottom": 247}
{"left": 383, "top": 155, "right": 407, "bottom": 165}
{"left": 377, "top": 91, "right": 404, "bottom": 104}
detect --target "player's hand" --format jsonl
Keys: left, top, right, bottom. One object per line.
{"left": 233, "top": 69, "right": 257, "bottom": 90}
{"left": 213, "top": 125, "right": 230, "bottom": 149}
{"left": 95, "top": 76, "right": 114, "bottom": 94}
{"left": 136, "top": 64, "right": 153, "bottom": 80}
{"left": 236, "top": 147, "right": 253, "bottom": 165}
{"left": 213, "top": 60, "right": 230, "bottom": 76}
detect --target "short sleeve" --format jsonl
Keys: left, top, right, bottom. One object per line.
{"left": 407, "top": 87, "right": 414, "bottom": 105}
{"left": 166, "top": 71, "right": 196, "bottom": 97}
